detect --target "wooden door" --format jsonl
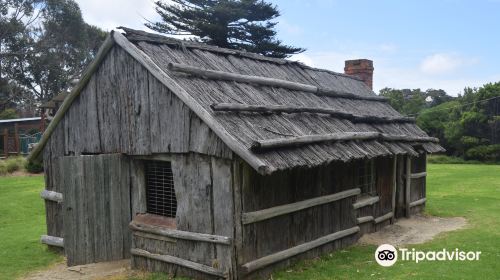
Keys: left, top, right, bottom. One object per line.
{"left": 59, "top": 154, "right": 131, "bottom": 266}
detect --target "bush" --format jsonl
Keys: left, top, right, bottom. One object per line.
{"left": 427, "top": 155, "right": 482, "bottom": 164}
{"left": 5, "top": 160, "right": 20, "bottom": 173}
{"left": 25, "top": 161, "right": 44, "bottom": 173}
{"left": 1, "top": 157, "right": 27, "bottom": 174}
{"left": 0, "top": 161, "right": 7, "bottom": 176}
{"left": 465, "top": 144, "right": 500, "bottom": 162}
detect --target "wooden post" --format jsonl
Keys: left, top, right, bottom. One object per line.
{"left": 405, "top": 156, "right": 412, "bottom": 218}
{"left": 391, "top": 156, "right": 397, "bottom": 223}
{"left": 3, "top": 128, "right": 8, "bottom": 157}
{"left": 14, "top": 123, "right": 19, "bottom": 155}
{"left": 40, "top": 111, "right": 46, "bottom": 132}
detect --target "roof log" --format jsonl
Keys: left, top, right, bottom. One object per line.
{"left": 211, "top": 103, "right": 415, "bottom": 124}
{"left": 251, "top": 132, "right": 439, "bottom": 152}
{"left": 168, "top": 62, "right": 388, "bottom": 102}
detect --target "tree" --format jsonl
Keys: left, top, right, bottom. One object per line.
{"left": 0, "top": 0, "right": 106, "bottom": 114}
{"left": 0, "top": 108, "right": 19, "bottom": 119}
{"left": 379, "top": 88, "right": 427, "bottom": 115}
{"left": 147, "top": 0, "right": 305, "bottom": 58}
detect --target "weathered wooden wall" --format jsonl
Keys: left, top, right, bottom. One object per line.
{"left": 42, "top": 45, "right": 233, "bottom": 244}
{"left": 410, "top": 152, "right": 427, "bottom": 215}
{"left": 60, "top": 154, "right": 131, "bottom": 266}
{"left": 237, "top": 160, "right": 356, "bottom": 279}
{"left": 130, "top": 154, "right": 235, "bottom": 279}
{"left": 394, "top": 153, "right": 427, "bottom": 218}
{"left": 373, "top": 156, "right": 395, "bottom": 231}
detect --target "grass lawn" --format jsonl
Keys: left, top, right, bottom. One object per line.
{"left": 0, "top": 176, "right": 61, "bottom": 280}
{"left": 0, "top": 164, "right": 499, "bottom": 279}
{"left": 272, "top": 164, "right": 500, "bottom": 279}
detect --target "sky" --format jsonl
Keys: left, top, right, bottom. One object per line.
{"left": 75, "top": 0, "right": 500, "bottom": 96}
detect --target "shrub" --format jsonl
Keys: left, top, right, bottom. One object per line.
{"left": 0, "top": 161, "right": 7, "bottom": 176}
{"left": 2, "top": 156, "right": 27, "bottom": 174}
{"left": 427, "top": 155, "right": 482, "bottom": 164}
{"left": 25, "top": 161, "right": 44, "bottom": 173}
{"left": 5, "top": 160, "right": 20, "bottom": 173}
{"left": 465, "top": 144, "right": 500, "bottom": 162}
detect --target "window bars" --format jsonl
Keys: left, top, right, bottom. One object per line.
{"left": 356, "top": 159, "right": 375, "bottom": 194}
{"left": 145, "top": 161, "right": 177, "bottom": 218}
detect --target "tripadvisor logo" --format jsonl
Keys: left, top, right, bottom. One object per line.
{"left": 375, "top": 244, "right": 481, "bottom": 267}
{"left": 375, "top": 244, "right": 398, "bottom": 267}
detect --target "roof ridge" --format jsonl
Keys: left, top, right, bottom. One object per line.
{"left": 117, "top": 27, "right": 363, "bottom": 82}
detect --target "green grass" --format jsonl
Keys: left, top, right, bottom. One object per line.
{"left": 272, "top": 164, "right": 500, "bottom": 279}
{"left": 427, "top": 154, "right": 499, "bottom": 165}
{"left": 0, "top": 176, "right": 61, "bottom": 280}
{"left": 1, "top": 164, "right": 499, "bottom": 279}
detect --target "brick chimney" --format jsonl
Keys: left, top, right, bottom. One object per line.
{"left": 344, "top": 59, "right": 374, "bottom": 90}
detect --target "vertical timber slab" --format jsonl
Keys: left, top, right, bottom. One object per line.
{"left": 232, "top": 160, "right": 243, "bottom": 278}
{"left": 391, "top": 156, "right": 397, "bottom": 223}
{"left": 405, "top": 156, "right": 412, "bottom": 218}
{"left": 92, "top": 155, "right": 107, "bottom": 262}
{"left": 130, "top": 159, "right": 147, "bottom": 216}
{"left": 211, "top": 157, "right": 235, "bottom": 278}
{"left": 82, "top": 156, "right": 96, "bottom": 263}
{"left": 171, "top": 154, "right": 216, "bottom": 276}
{"left": 96, "top": 47, "right": 121, "bottom": 153}
{"left": 119, "top": 155, "right": 132, "bottom": 258}
{"left": 61, "top": 156, "right": 75, "bottom": 264}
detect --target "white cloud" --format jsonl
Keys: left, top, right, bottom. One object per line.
{"left": 290, "top": 50, "right": 497, "bottom": 96}
{"left": 419, "top": 53, "right": 476, "bottom": 75}
{"left": 75, "top": 0, "right": 159, "bottom": 31}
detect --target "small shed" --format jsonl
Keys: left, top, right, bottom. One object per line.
{"left": 1, "top": 117, "right": 42, "bottom": 156}
{"left": 31, "top": 28, "right": 444, "bottom": 279}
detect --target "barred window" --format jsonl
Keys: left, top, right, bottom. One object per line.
{"left": 356, "top": 159, "right": 375, "bottom": 194}
{"left": 145, "top": 161, "right": 177, "bottom": 218}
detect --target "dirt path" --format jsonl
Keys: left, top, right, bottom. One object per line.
{"left": 360, "top": 214, "right": 467, "bottom": 246}
{"left": 20, "top": 259, "right": 134, "bottom": 280}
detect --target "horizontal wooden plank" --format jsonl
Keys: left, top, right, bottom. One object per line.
{"left": 241, "top": 226, "right": 360, "bottom": 273}
{"left": 374, "top": 212, "right": 394, "bottom": 224}
{"left": 131, "top": 248, "right": 226, "bottom": 278}
{"left": 409, "top": 198, "right": 427, "bottom": 207}
{"left": 40, "top": 235, "right": 64, "bottom": 247}
{"left": 242, "top": 188, "right": 361, "bottom": 225}
{"left": 131, "top": 154, "right": 172, "bottom": 162}
{"left": 353, "top": 196, "right": 379, "bottom": 209}
{"left": 405, "top": 172, "right": 427, "bottom": 179}
{"left": 357, "top": 216, "right": 374, "bottom": 224}
{"left": 40, "top": 190, "right": 63, "bottom": 203}
{"left": 133, "top": 231, "right": 177, "bottom": 243}
{"left": 129, "top": 221, "right": 231, "bottom": 245}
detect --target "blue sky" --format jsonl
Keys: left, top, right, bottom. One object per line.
{"left": 76, "top": 0, "right": 500, "bottom": 95}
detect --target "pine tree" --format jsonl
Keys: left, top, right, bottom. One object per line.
{"left": 147, "top": 0, "right": 305, "bottom": 58}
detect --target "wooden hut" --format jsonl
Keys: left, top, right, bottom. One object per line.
{"left": 30, "top": 28, "right": 444, "bottom": 279}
